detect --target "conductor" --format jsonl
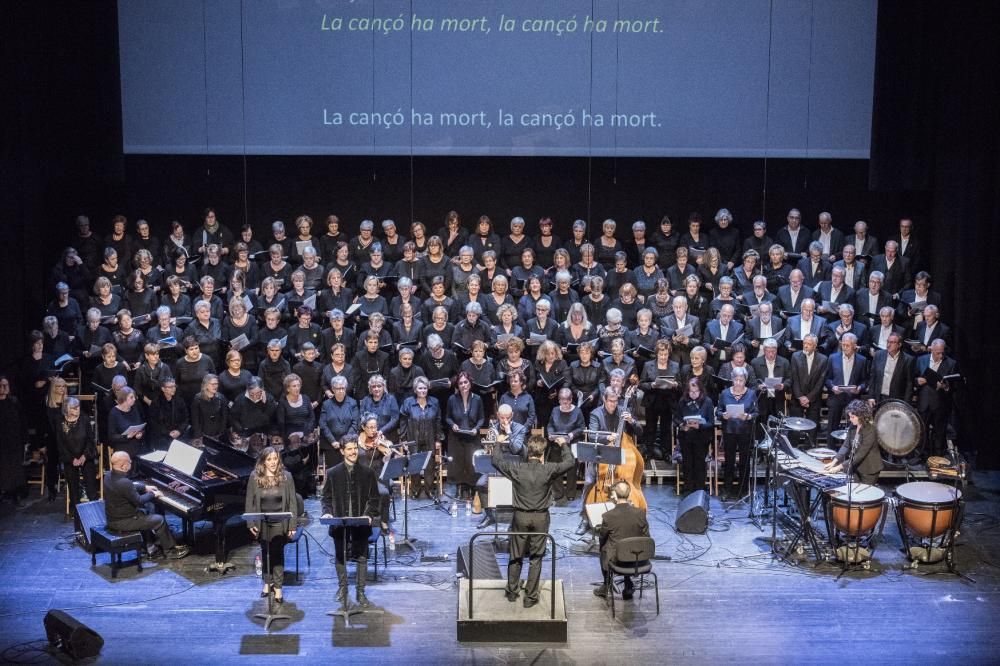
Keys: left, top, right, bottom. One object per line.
{"left": 321, "top": 439, "right": 380, "bottom": 607}
{"left": 593, "top": 481, "right": 650, "bottom": 600}
{"left": 491, "top": 435, "right": 576, "bottom": 608}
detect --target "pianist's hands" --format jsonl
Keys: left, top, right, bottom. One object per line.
{"left": 249, "top": 526, "right": 258, "bottom": 537}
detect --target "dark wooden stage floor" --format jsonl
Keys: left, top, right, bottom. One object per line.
{"left": 1, "top": 474, "right": 999, "bottom": 665}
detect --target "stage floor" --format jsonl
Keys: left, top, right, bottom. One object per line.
{"left": 1, "top": 474, "right": 998, "bottom": 665}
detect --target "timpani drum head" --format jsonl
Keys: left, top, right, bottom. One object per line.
{"left": 896, "top": 481, "right": 962, "bottom": 504}
{"left": 828, "top": 483, "right": 885, "bottom": 504}
{"left": 875, "top": 399, "right": 923, "bottom": 457}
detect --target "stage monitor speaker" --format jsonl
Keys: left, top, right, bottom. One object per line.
{"left": 44, "top": 610, "right": 104, "bottom": 660}
{"left": 675, "top": 490, "right": 710, "bottom": 534}
{"left": 456, "top": 542, "right": 503, "bottom": 580}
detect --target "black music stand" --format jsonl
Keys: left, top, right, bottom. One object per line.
{"left": 380, "top": 450, "right": 431, "bottom": 553}
{"left": 320, "top": 516, "right": 382, "bottom": 626}
{"left": 573, "top": 443, "right": 621, "bottom": 553}
{"left": 241, "top": 511, "right": 294, "bottom": 631}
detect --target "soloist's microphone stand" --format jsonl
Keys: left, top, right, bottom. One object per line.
{"left": 241, "top": 511, "right": 294, "bottom": 631}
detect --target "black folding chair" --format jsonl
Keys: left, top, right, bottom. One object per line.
{"left": 607, "top": 536, "right": 659, "bottom": 619}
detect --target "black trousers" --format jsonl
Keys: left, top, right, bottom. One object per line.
{"left": 789, "top": 398, "right": 821, "bottom": 446}
{"left": 920, "top": 405, "right": 951, "bottom": 455}
{"left": 65, "top": 458, "right": 99, "bottom": 527}
{"left": 108, "top": 506, "right": 176, "bottom": 551}
{"left": 332, "top": 525, "right": 372, "bottom": 564}
{"left": 544, "top": 443, "right": 577, "bottom": 498}
{"left": 507, "top": 510, "right": 550, "bottom": 602}
{"left": 826, "top": 394, "right": 852, "bottom": 439}
{"left": 259, "top": 522, "right": 289, "bottom": 588}
{"left": 722, "top": 431, "right": 752, "bottom": 493}
{"left": 644, "top": 398, "right": 673, "bottom": 455}
{"left": 756, "top": 391, "right": 786, "bottom": 438}
{"left": 679, "top": 430, "right": 711, "bottom": 493}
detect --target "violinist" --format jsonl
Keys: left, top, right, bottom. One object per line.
{"left": 357, "top": 412, "right": 400, "bottom": 530}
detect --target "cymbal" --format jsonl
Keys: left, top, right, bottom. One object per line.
{"left": 781, "top": 417, "right": 816, "bottom": 431}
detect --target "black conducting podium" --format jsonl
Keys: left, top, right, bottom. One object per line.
{"left": 241, "top": 511, "right": 294, "bottom": 631}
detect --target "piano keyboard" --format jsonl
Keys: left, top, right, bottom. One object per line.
{"left": 150, "top": 482, "right": 200, "bottom": 515}
{"left": 777, "top": 450, "right": 847, "bottom": 490}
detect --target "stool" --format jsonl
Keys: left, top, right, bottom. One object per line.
{"left": 76, "top": 500, "right": 144, "bottom": 578}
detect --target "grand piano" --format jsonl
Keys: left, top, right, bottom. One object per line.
{"left": 137, "top": 437, "right": 255, "bottom": 573}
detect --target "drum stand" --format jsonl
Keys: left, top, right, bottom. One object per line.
{"left": 823, "top": 497, "right": 889, "bottom": 579}
{"left": 894, "top": 482, "right": 970, "bottom": 581}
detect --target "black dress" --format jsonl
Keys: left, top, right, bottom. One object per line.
{"left": 445, "top": 392, "right": 484, "bottom": 488}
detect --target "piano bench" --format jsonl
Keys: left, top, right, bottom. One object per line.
{"left": 90, "top": 527, "right": 144, "bottom": 579}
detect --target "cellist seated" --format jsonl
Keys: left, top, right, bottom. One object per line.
{"left": 577, "top": 387, "right": 644, "bottom": 534}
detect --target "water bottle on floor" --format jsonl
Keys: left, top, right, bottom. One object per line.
{"left": 465, "top": 500, "right": 471, "bottom": 516}
{"left": 450, "top": 500, "right": 458, "bottom": 517}
{"left": 254, "top": 553, "right": 262, "bottom": 577}
{"left": 388, "top": 531, "right": 396, "bottom": 552}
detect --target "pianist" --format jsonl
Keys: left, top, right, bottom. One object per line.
{"left": 104, "top": 451, "right": 190, "bottom": 559}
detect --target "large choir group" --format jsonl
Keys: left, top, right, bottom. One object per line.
{"left": 4, "top": 207, "right": 960, "bottom": 532}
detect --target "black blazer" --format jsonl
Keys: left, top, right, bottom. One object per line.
{"left": 598, "top": 502, "right": 650, "bottom": 567}
{"left": 775, "top": 226, "right": 812, "bottom": 254}
{"left": 320, "top": 461, "right": 380, "bottom": 534}
{"left": 835, "top": 423, "right": 883, "bottom": 480}
{"left": 867, "top": 350, "right": 915, "bottom": 403}
{"left": 789, "top": 351, "right": 829, "bottom": 403}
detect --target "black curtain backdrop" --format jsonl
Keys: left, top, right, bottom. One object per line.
{"left": 3, "top": 1, "right": 996, "bottom": 465}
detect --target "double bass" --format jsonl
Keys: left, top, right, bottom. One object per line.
{"left": 585, "top": 384, "right": 647, "bottom": 511}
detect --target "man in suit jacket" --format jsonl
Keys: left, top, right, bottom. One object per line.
{"left": 832, "top": 244, "right": 867, "bottom": 291}
{"left": 660, "top": 295, "right": 702, "bottom": 366}
{"left": 703, "top": 304, "right": 745, "bottom": 369}
{"left": 746, "top": 302, "right": 786, "bottom": 357}
{"left": 888, "top": 217, "right": 923, "bottom": 273}
{"left": 824, "top": 304, "right": 869, "bottom": 354}
{"left": 785, "top": 299, "right": 827, "bottom": 354}
{"left": 795, "top": 241, "right": 832, "bottom": 289}
{"left": 896, "top": 271, "right": 942, "bottom": 334}
{"left": 915, "top": 340, "right": 959, "bottom": 455}
{"left": 775, "top": 209, "right": 811, "bottom": 255}
{"left": 776, "top": 270, "right": 813, "bottom": 314}
{"left": 750, "top": 339, "right": 792, "bottom": 433}
{"left": 743, "top": 275, "right": 777, "bottom": 311}
{"left": 811, "top": 212, "right": 845, "bottom": 261}
{"left": 867, "top": 333, "right": 915, "bottom": 406}
{"left": 853, "top": 272, "right": 893, "bottom": 327}
{"left": 911, "top": 305, "right": 952, "bottom": 353}
{"left": 789, "top": 334, "right": 829, "bottom": 445}
{"left": 594, "top": 481, "right": 650, "bottom": 600}
{"left": 824, "top": 334, "right": 870, "bottom": 439}
{"left": 814, "top": 266, "right": 855, "bottom": 321}
{"left": 867, "top": 306, "right": 906, "bottom": 357}
{"left": 867, "top": 241, "right": 912, "bottom": 297}
{"left": 845, "top": 220, "right": 879, "bottom": 259}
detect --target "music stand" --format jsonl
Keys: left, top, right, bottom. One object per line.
{"left": 241, "top": 512, "right": 294, "bottom": 631}
{"left": 571, "top": 443, "right": 620, "bottom": 553}
{"left": 320, "top": 516, "right": 382, "bottom": 626}
{"left": 380, "top": 450, "right": 431, "bottom": 553}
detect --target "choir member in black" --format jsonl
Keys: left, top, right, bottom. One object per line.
{"left": 398, "top": 376, "right": 444, "bottom": 497}
{"left": 510, "top": 248, "right": 545, "bottom": 298}
{"left": 56, "top": 397, "right": 99, "bottom": 527}
{"left": 218, "top": 349, "right": 253, "bottom": 404}
{"left": 276, "top": 374, "right": 316, "bottom": 497}
{"left": 364, "top": 312, "right": 395, "bottom": 351}
{"left": 75, "top": 308, "right": 114, "bottom": 381}
{"left": 195, "top": 208, "right": 234, "bottom": 257}
{"left": 112, "top": 310, "right": 145, "bottom": 370}
{"left": 548, "top": 248, "right": 575, "bottom": 291}
{"left": 74, "top": 215, "right": 102, "bottom": 273}
{"left": 185, "top": 299, "right": 223, "bottom": 369}
{"left": 260, "top": 244, "right": 293, "bottom": 288}
{"left": 547, "top": 270, "right": 580, "bottom": 328}
{"left": 257, "top": 339, "right": 290, "bottom": 401}
{"left": 789, "top": 334, "right": 829, "bottom": 446}
{"left": 419, "top": 333, "right": 459, "bottom": 411}
{"left": 547, "top": 388, "right": 585, "bottom": 502}
{"left": 195, "top": 275, "right": 226, "bottom": 321}
{"left": 292, "top": 342, "right": 324, "bottom": 408}
{"left": 321, "top": 309, "right": 356, "bottom": 361}
{"left": 437, "top": 210, "right": 468, "bottom": 258}
{"left": 716, "top": 367, "right": 758, "bottom": 499}
{"left": 97, "top": 247, "right": 127, "bottom": 290}
{"left": 357, "top": 275, "right": 388, "bottom": 318}
{"left": 321, "top": 343, "right": 354, "bottom": 400}
{"left": 298, "top": 246, "right": 325, "bottom": 291}
{"left": 915, "top": 339, "right": 958, "bottom": 455}
{"left": 750, "top": 338, "right": 790, "bottom": 433}
{"left": 173, "top": 336, "right": 216, "bottom": 407}
{"left": 164, "top": 246, "right": 199, "bottom": 296}
{"left": 160, "top": 275, "right": 193, "bottom": 320}
{"left": 230, "top": 244, "right": 260, "bottom": 290}
{"left": 593, "top": 481, "right": 651, "bottom": 599}
{"left": 456, "top": 274, "right": 490, "bottom": 324}
{"left": 317, "top": 215, "right": 344, "bottom": 263}
{"left": 40, "top": 377, "right": 68, "bottom": 499}
{"left": 41, "top": 316, "right": 71, "bottom": 358}
{"left": 0, "top": 377, "right": 26, "bottom": 503}
{"left": 146, "top": 306, "right": 183, "bottom": 363}
{"left": 568, "top": 341, "right": 602, "bottom": 415}
{"left": 517, "top": 276, "right": 546, "bottom": 323}
{"left": 498, "top": 336, "right": 534, "bottom": 389}
{"left": 395, "top": 241, "right": 422, "bottom": 289}
{"left": 867, "top": 332, "right": 915, "bottom": 408}
{"left": 533, "top": 216, "right": 561, "bottom": 268}
{"left": 51, "top": 247, "right": 91, "bottom": 306}
{"left": 446, "top": 373, "right": 485, "bottom": 499}
{"left": 469, "top": 216, "right": 501, "bottom": 265}
{"left": 108, "top": 387, "right": 147, "bottom": 461}
{"left": 245, "top": 447, "right": 299, "bottom": 603}
{"left": 356, "top": 243, "right": 392, "bottom": 295}
{"left": 534, "top": 341, "right": 568, "bottom": 430}
{"left": 524, "top": 298, "right": 558, "bottom": 361}
{"left": 493, "top": 434, "right": 576, "bottom": 607}
{"left": 148, "top": 378, "right": 189, "bottom": 449}
{"left": 352, "top": 331, "right": 391, "bottom": 396}
{"left": 604, "top": 253, "right": 634, "bottom": 304}
{"left": 381, "top": 218, "right": 407, "bottom": 264}
{"left": 134, "top": 343, "right": 173, "bottom": 407}
{"left": 482, "top": 261, "right": 508, "bottom": 318}
{"left": 222, "top": 298, "right": 259, "bottom": 371}
{"left": 575, "top": 244, "right": 607, "bottom": 295}
{"left": 451, "top": 302, "right": 492, "bottom": 359}
{"left": 627, "top": 308, "right": 659, "bottom": 356}
{"left": 124, "top": 270, "right": 157, "bottom": 319}
{"left": 104, "top": 451, "right": 190, "bottom": 558}
{"left": 499, "top": 370, "right": 537, "bottom": 431}
{"left": 602, "top": 338, "right": 637, "bottom": 386}
{"left": 500, "top": 216, "right": 533, "bottom": 270}
{"left": 359, "top": 374, "right": 400, "bottom": 441}
{"left": 492, "top": 303, "right": 523, "bottom": 359}
{"left": 230, "top": 378, "right": 276, "bottom": 441}
{"left": 318, "top": 269, "right": 354, "bottom": 324}
{"left": 825, "top": 400, "right": 883, "bottom": 484}
{"left": 665, "top": 247, "right": 695, "bottom": 294}
{"left": 319, "top": 376, "right": 359, "bottom": 468}
{"left": 190, "top": 374, "right": 228, "bottom": 443}
{"left": 421, "top": 274, "right": 456, "bottom": 324}
{"left": 387, "top": 347, "right": 425, "bottom": 404}
{"left": 47, "top": 282, "right": 83, "bottom": 334}
{"left": 582, "top": 275, "right": 610, "bottom": 324}
{"left": 286, "top": 305, "right": 322, "bottom": 361}
{"left": 389, "top": 277, "right": 421, "bottom": 322}
{"left": 90, "top": 277, "right": 122, "bottom": 319}
{"left": 824, "top": 333, "right": 869, "bottom": 440}
{"left": 254, "top": 281, "right": 287, "bottom": 328}
{"left": 639, "top": 339, "right": 680, "bottom": 460}
{"left": 674, "top": 377, "right": 715, "bottom": 494}
{"left": 329, "top": 241, "right": 359, "bottom": 288}
{"left": 392, "top": 302, "right": 422, "bottom": 352}
{"left": 563, "top": 219, "right": 589, "bottom": 265}
{"left": 321, "top": 438, "right": 380, "bottom": 606}
{"left": 461, "top": 340, "right": 498, "bottom": 414}
{"left": 593, "top": 219, "right": 620, "bottom": 269}
{"left": 559, "top": 302, "right": 594, "bottom": 364}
